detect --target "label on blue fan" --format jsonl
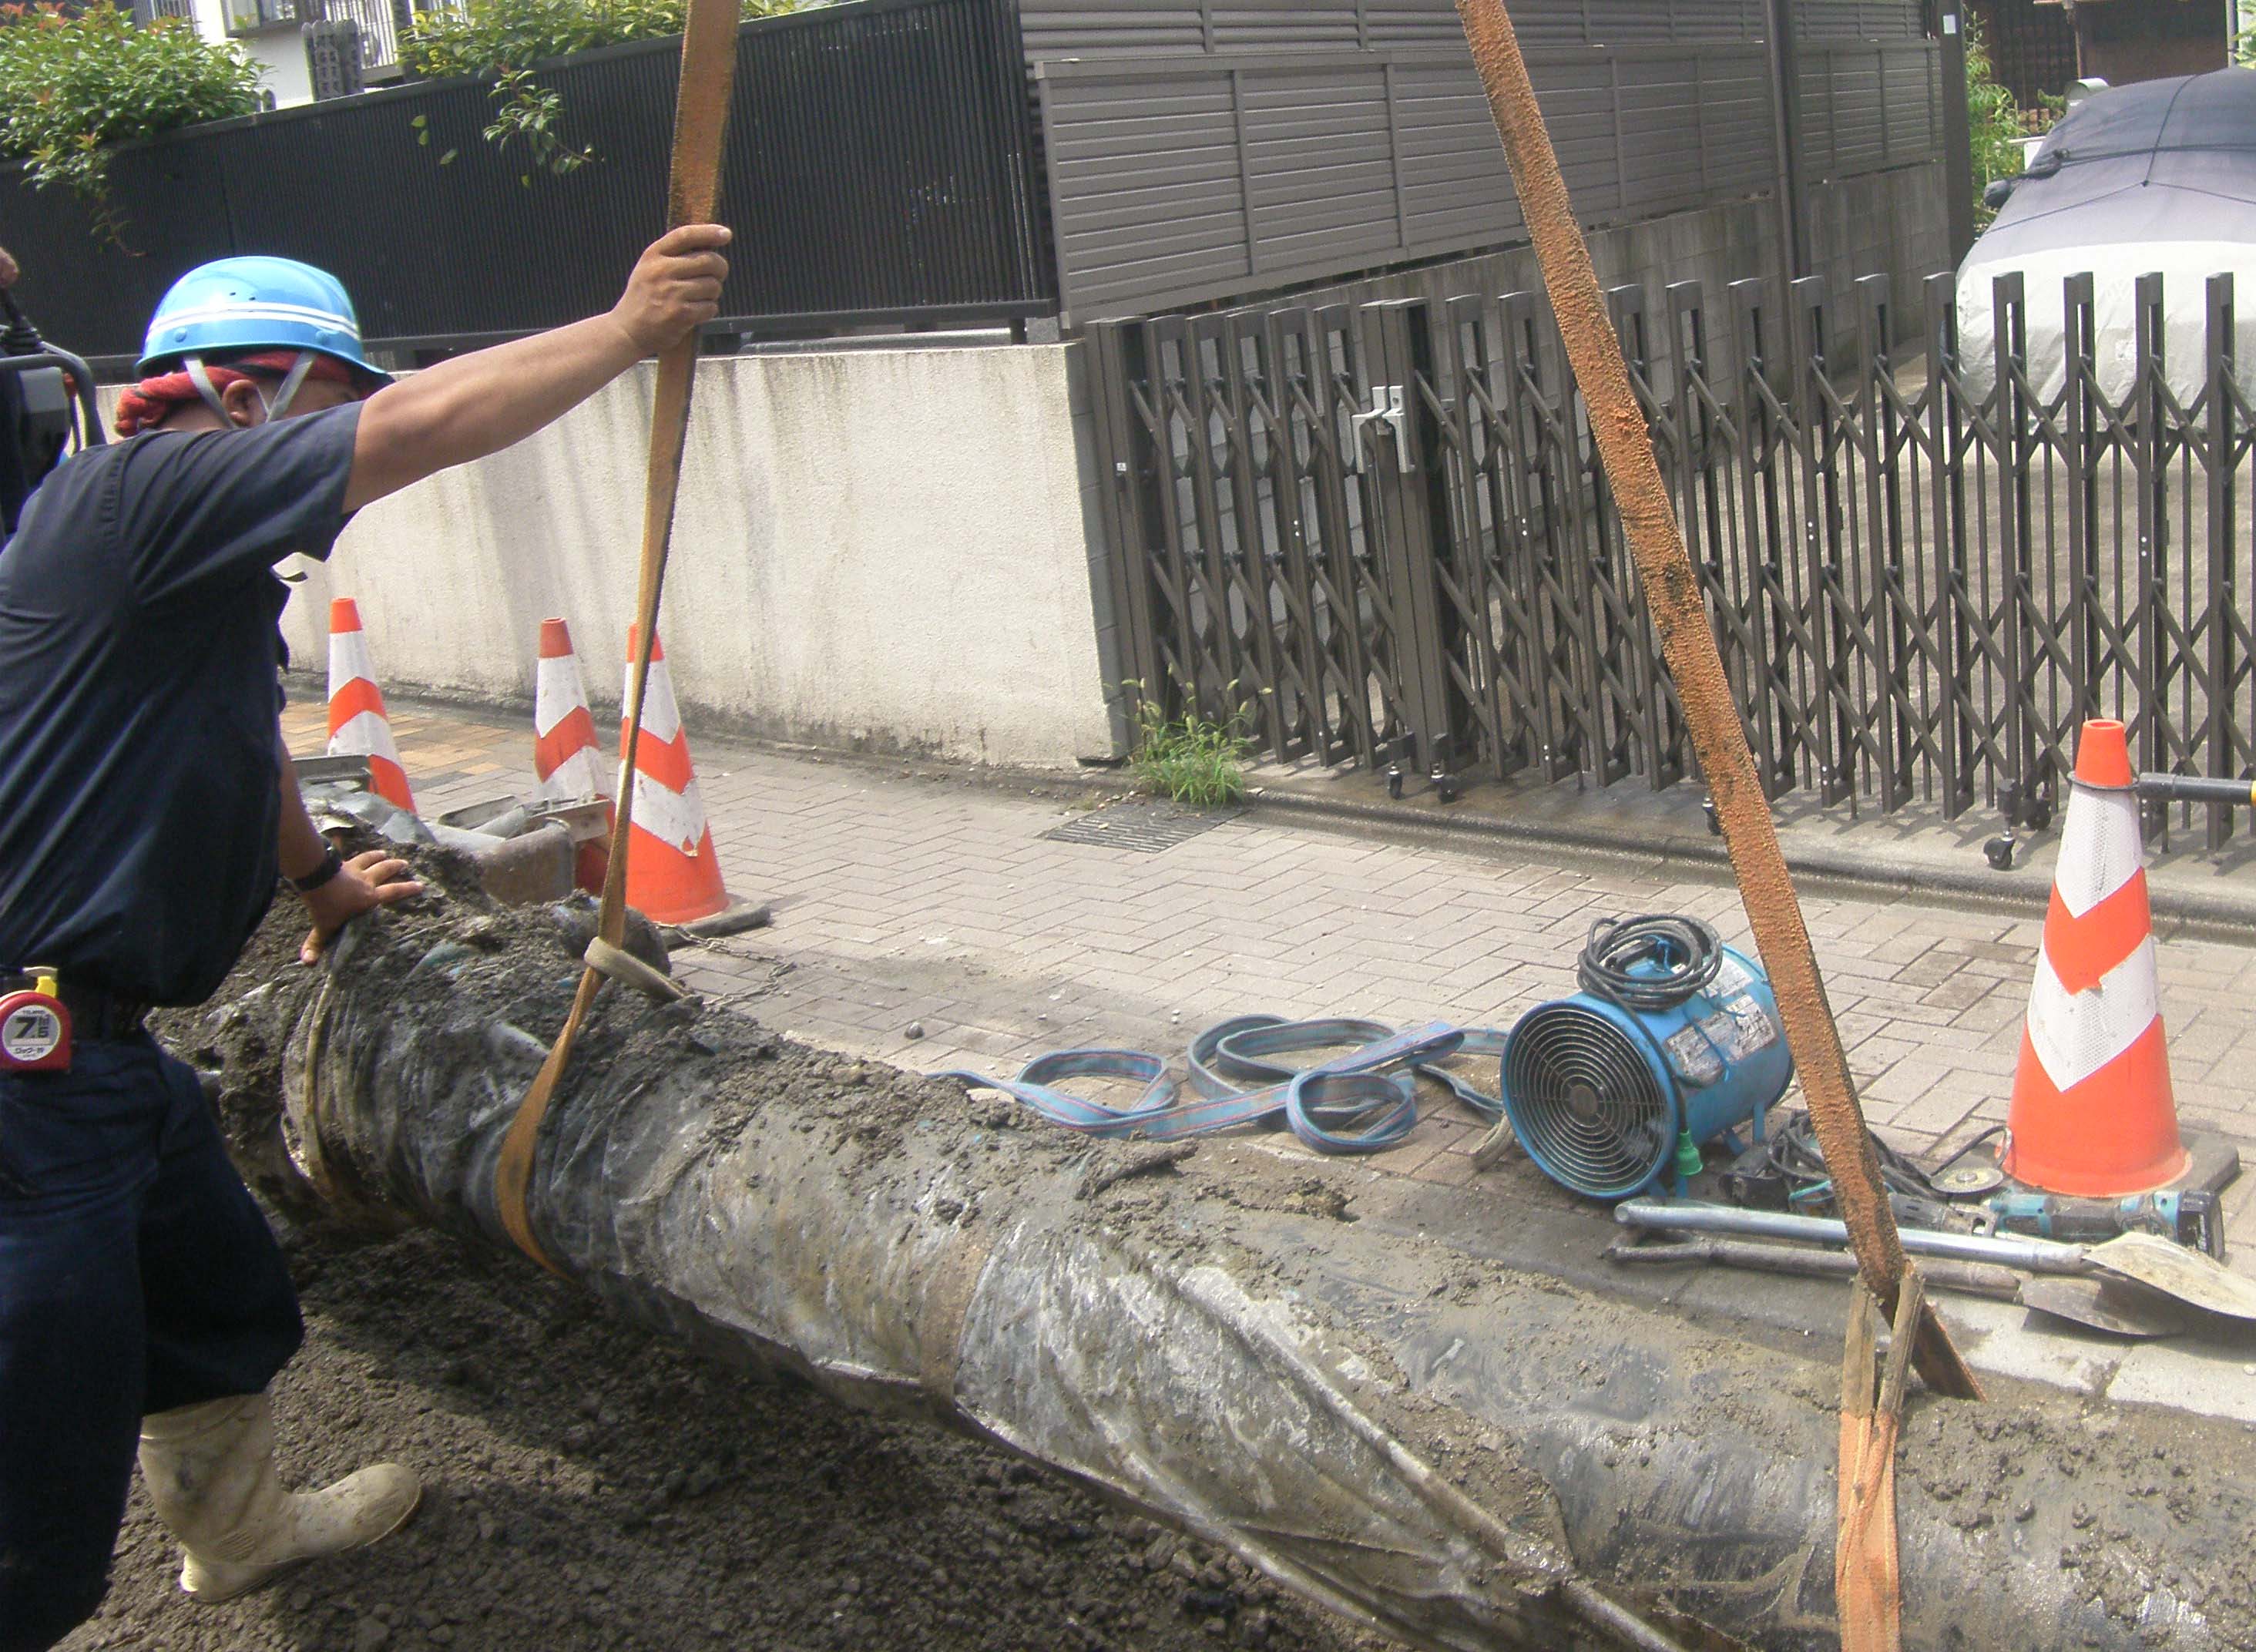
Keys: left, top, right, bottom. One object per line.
{"left": 1662, "top": 990, "right": 1779, "bottom": 1086}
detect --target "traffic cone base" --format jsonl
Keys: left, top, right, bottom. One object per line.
{"left": 621, "top": 628, "right": 732, "bottom": 926}
{"left": 326, "top": 597, "right": 414, "bottom": 813}
{"left": 2006, "top": 1021, "right": 2185, "bottom": 1197}
{"left": 2003, "top": 719, "right": 2187, "bottom": 1197}
{"left": 626, "top": 823, "right": 728, "bottom": 922}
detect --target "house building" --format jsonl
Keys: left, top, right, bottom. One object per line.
{"left": 136, "top": 0, "right": 422, "bottom": 106}
{"left": 1969, "top": 0, "right": 2237, "bottom": 107}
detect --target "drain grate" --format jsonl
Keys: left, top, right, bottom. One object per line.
{"left": 1042, "top": 801, "right": 1240, "bottom": 853}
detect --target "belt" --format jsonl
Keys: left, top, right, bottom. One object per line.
{"left": 943, "top": 1016, "right": 1503, "bottom": 1157}
{"left": 53, "top": 982, "right": 150, "bottom": 1043}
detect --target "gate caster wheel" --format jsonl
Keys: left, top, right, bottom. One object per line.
{"left": 1386, "top": 764, "right": 1404, "bottom": 800}
{"left": 1983, "top": 833, "right": 2016, "bottom": 871}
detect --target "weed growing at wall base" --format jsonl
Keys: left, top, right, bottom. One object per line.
{"left": 1127, "top": 684, "right": 1254, "bottom": 808}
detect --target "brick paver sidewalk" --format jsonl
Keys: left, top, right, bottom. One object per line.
{"left": 283, "top": 696, "right": 2256, "bottom": 1261}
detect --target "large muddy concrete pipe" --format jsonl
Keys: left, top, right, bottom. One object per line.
{"left": 167, "top": 877, "right": 2256, "bottom": 1652}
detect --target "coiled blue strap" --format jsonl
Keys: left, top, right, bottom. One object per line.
{"left": 1286, "top": 1071, "right": 1418, "bottom": 1153}
{"left": 939, "top": 1049, "right": 1177, "bottom": 1138}
{"left": 1412, "top": 1028, "right": 1509, "bottom": 1123}
{"left": 1187, "top": 1016, "right": 1396, "bottom": 1100}
{"left": 945, "top": 1017, "right": 1477, "bottom": 1154}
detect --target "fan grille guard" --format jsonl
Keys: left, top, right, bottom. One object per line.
{"left": 1502, "top": 1003, "right": 1672, "bottom": 1197}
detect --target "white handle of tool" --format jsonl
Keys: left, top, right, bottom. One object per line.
{"left": 1613, "top": 1200, "right": 2092, "bottom": 1275}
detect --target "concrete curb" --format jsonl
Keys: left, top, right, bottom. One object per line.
{"left": 1243, "top": 786, "right": 2256, "bottom": 946}
{"left": 344, "top": 683, "right": 2256, "bottom": 947}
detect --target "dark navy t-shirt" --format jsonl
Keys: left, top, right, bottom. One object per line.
{"left": 0, "top": 405, "right": 361, "bottom": 1006}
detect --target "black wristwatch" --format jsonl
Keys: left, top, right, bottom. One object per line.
{"left": 290, "top": 844, "right": 346, "bottom": 895}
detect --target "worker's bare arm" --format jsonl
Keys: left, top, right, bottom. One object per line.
{"left": 276, "top": 742, "right": 332, "bottom": 885}
{"left": 342, "top": 224, "right": 730, "bottom": 512}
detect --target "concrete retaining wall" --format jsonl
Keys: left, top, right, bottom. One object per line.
{"left": 280, "top": 343, "right": 1121, "bottom": 768}
{"left": 1803, "top": 159, "right": 1952, "bottom": 317}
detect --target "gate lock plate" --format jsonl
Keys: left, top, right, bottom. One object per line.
{"left": 1350, "top": 384, "right": 1411, "bottom": 474}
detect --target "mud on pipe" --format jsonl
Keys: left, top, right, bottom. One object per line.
{"left": 161, "top": 862, "right": 2256, "bottom": 1652}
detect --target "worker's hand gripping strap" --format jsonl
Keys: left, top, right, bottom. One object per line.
{"left": 1450, "top": 0, "right": 1978, "bottom": 1400}
{"left": 494, "top": 0, "right": 740, "bottom": 1273}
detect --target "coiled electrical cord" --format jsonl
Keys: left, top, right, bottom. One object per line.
{"left": 1765, "top": 1108, "right": 1938, "bottom": 1203}
{"left": 1764, "top": 1108, "right": 2009, "bottom": 1209}
{"left": 1576, "top": 915, "right": 1724, "bottom": 1012}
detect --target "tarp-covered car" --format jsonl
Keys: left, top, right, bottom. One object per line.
{"left": 1956, "top": 66, "right": 2256, "bottom": 405}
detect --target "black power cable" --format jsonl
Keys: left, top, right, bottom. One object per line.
{"left": 1765, "top": 1108, "right": 1937, "bottom": 1203}
{"left": 1576, "top": 915, "right": 1724, "bottom": 1012}
{"left": 1762, "top": 1109, "right": 2008, "bottom": 1209}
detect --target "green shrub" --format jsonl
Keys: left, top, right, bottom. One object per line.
{"left": 405, "top": 0, "right": 730, "bottom": 76}
{"left": 0, "top": 2, "right": 262, "bottom": 238}
{"left": 1127, "top": 688, "right": 1254, "bottom": 808}
{"left": 1965, "top": 14, "right": 2027, "bottom": 230}
{"left": 405, "top": 0, "right": 803, "bottom": 178}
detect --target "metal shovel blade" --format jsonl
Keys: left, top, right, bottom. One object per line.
{"left": 2017, "top": 1276, "right": 2190, "bottom": 1339}
{"left": 2084, "top": 1231, "right": 2256, "bottom": 1322}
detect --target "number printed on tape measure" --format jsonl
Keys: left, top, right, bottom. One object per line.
{"left": 1, "top": 1004, "right": 62, "bottom": 1063}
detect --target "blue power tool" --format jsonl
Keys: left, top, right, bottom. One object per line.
{"left": 1984, "top": 1190, "right": 2224, "bottom": 1261}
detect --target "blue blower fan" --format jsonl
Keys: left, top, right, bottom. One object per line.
{"left": 1499, "top": 915, "right": 1793, "bottom": 1200}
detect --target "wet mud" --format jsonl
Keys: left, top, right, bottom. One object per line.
{"left": 142, "top": 849, "right": 2256, "bottom": 1652}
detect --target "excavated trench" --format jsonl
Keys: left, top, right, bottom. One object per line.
{"left": 156, "top": 848, "right": 2256, "bottom": 1652}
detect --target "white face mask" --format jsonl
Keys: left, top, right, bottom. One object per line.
{"left": 182, "top": 351, "right": 317, "bottom": 425}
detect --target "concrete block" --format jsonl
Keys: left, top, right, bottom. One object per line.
{"left": 443, "top": 821, "right": 575, "bottom": 908}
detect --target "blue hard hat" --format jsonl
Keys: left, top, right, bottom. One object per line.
{"left": 137, "top": 256, "right": 392, "bottom": 383}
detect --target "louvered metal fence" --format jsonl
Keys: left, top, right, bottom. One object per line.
{"left": 1089, "top": 270, "right": 2256, "bottom": 849}
{"left": 4, "top": 0, "right": 1053, "bottom": 368}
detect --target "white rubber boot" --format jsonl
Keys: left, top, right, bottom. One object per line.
{"left": 137, "top": 1392, "right": 422, "bottom": 1603}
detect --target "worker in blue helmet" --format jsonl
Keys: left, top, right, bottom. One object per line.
{"left": 112, "top": 255, "right": 398, "bottom": 437}
{"left": 0, "top": 220, "right": 731, "bottom": 1652}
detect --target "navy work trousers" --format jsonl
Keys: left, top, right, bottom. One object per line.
{"left": 0, "top": 1036, "right": 303, "bottom": 1652}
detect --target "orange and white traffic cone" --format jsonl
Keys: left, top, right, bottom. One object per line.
{"left": 532, "top": 617, "right": 614, "bottom": 896}
{"left": 619, "top": 626, "right": 730, "bottom": 925}
{"left": 326, "top": 597, "right": 415, "bottom": 812}
{"left": 532, "top": 619, "right": 606, "bottom": 807}
{"left": 2003, "top": 718, "right": 2188, "bottom": 1196}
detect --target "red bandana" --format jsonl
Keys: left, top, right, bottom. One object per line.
{"left": 113, "top": 350, "right": 368, "bottom": 438}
